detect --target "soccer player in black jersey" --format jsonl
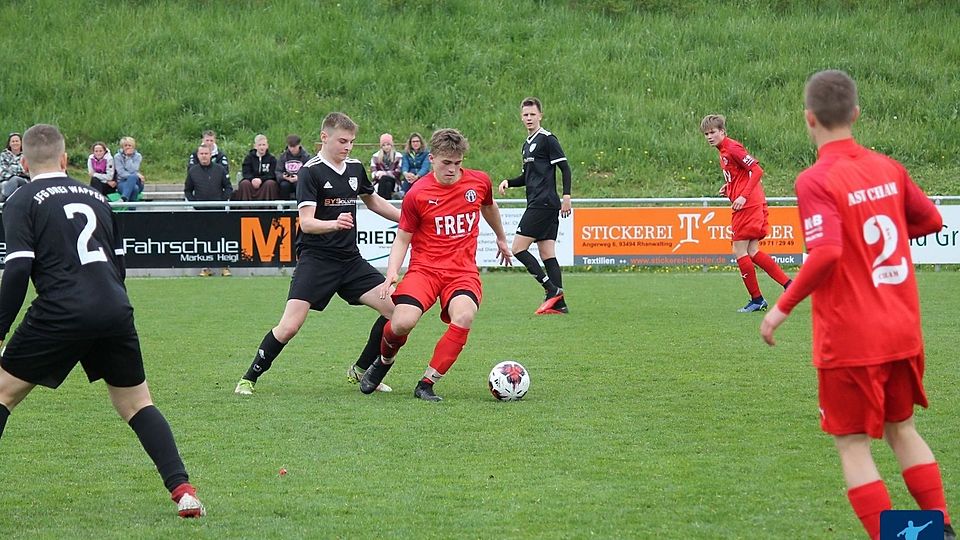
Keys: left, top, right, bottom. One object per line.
{"left": 235, "top": 112, "right": 401, "bottom": 395}
{"left": 0, "top": 124, "right": 204, "bottom": 518}
{"left": 498, "top": 97, "right": 573, "bottom": 314}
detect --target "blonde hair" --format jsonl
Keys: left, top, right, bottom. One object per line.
{"left": 321, "top": 112, "right": 358, "bottom": 134}
{"left": 699, "top": 114, "right": 726, "bottom": 133}
{"left": 429, "top": 128, "right": 469, "bottom": 157}
{"left": 23, "top": 124, "right": 65, "bottom": 167}
{"left": 119, "top": 136, "right": 137, "bottom": 148}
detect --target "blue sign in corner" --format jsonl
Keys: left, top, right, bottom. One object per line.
{"left": 879, "top": 510, "right": 944, "bottom": 540}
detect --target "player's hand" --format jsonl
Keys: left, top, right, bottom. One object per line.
{"left": 378, "top": 273, "right": 398, "bottom": 299}
{"left": 560, "top": 196, "right": 572, "bottom": 218}
{"left": 760, "top": 306, "right": 788, "bottom": 346}
{"left": 498, "top": 180, "right": 509, "bottom": 195}
{"left": 496, "top": 239, "right": 512, "bottom": 267}
{"left": 718, "top": 184, "right": 727, "bottom": 196}
{"left": 252, "top": 178, "right": 262, "bottom": 189}
{"left": 334, "top": 212, "right": 354, "bottom": 230}
{"left": 732, "top": 195, "right": 746, "bottom": 211}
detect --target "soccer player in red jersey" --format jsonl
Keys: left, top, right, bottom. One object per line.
{"left": 701, "top": 114, "right": 792, "bottom": 312}
{"left": 359, "top": 128, "right": 512, "bottom": 401}
{"left": 760, "top": 70, "right": 951, "bottom": 540}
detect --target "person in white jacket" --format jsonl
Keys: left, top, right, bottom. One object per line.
{"left": 87, "top": 141, "right": 116, "bottom": 195}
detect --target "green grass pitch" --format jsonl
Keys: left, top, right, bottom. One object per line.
{"left": 1, "top": 271, "right": 957, "bottom": 538}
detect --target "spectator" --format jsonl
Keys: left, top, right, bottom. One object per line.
{"left": 275, "top": 134, "right": 311, "bottom": 200}
{"left": 0, "top": 132, "right": 28, "bottom": 202}
{"left": 400, "top": 131, "right": 429, "bottom": 196}
{"left": 184, "top": 144, "right": 233, "bottom": 277}
{"left": 188, "top": 130, "right": 229, "bottom": 174}
{"left": 237, "top": 134, "right": 279, "bottom": 201}
{"left": 114, "top": 136, "right": 144, "bottom": 202}
{"left": 370, "top": 133, "right": 402, "bottom": 200}
{"left": 87, "top": 141, "right": 116, "bottom": 196}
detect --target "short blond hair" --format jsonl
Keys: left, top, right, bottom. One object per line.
{"left": 119, "top": 136, "right": 137, "bottom": 148}
{"left": 699, "top": 114, "right": 726, "bottom": 133}
{"left": 23, "top": 124, "right": 65, "bottom": 167}
{"left": 321, "top": 112, "right": 358, "bottom": 134}
{"left": 430, "top": 128, "right": 469, "bottom": 157}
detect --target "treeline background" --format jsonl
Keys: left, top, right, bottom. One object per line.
{"left": 2, "top": 0, "right": 958, "bottom": 197}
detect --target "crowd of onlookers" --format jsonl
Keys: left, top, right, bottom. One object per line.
{"left": 0, "top": 129, "right": 434, "bottom": 205}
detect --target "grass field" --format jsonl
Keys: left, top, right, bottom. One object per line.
{"left": 2, "top": 1, "right": 959, "bottom": 196}
{"left": 1, "top": 271, "right": 957, "bottom": 538}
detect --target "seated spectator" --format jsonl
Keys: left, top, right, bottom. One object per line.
{"left": 87, "top": 141, "right": 116, "bottom": 196}
{"left": 275, "top": 133, "right": 311, "bottom": 200}
{"left": 370, "top": 133, "right": 402, "bottom": 200}
{"left": 114, "top": 136, "right": 144, "bottom": 202}
{"left": 188, "top": 130, "right": 229, "bottom": 174}
{"left": 185, "top": 144, "right": 233, "bottom": 277}
{"left": 237, "top": 134, "right": 279, "bottom": 201}
{"left": 0, "top": 132, "right": 29, "bottom": 202}
{"left": 400, "top": 132, "right": 430, "bottom": 195}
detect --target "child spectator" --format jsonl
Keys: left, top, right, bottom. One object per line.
{"left": 87, "top": 141, "right": 116, "bottom": 196}
{"left": 370, "top": 133, "right": 402, "bottom": 199}
{"left": 275, "top": 134, "right": 311, "bottom": 200}
{"left": 237, "top": 134, "right": 279, "bottom": 201}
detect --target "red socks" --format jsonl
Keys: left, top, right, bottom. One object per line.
{"left": 751, "top": 251, "right": 791, "bottom": 286}
{"left": 847, "top": 480, "right": 891, "bottom": 540}
{"left": 380, "top": 321, "right": 408, "bottom": 359}
{"left": 903, "top": 462, "right": 951, "bottom": 524}
{"left": 428, "top": 324, "right": 470, "bottom": 376}
{"left": 736, "top": 255, "right": 762, "bottom": 299}
{"left": 170, "top": 482, "right": 197, "bottom": 503}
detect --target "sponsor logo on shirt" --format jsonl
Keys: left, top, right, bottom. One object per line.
{"left": 434, "top": 211, "right": 478, "bottom": 238}
{"left": 743, "top": 155, "right": 756, "bottom": 166}
{"left": 323, "top": 181, "right": 333, "bottom": 189}
{"left": 804, "top": 214, "right": 824, "bottom": 242}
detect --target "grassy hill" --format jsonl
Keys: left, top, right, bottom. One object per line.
{"left": 2, "top": 0, "right": 958, "bottom": 197}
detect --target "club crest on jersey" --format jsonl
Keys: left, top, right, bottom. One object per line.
{"left": 349, "top": 177, "right": 358, "bottom": 191}
{"left": 464, "top": 189, "right": 477, "bottom": 203}
{"left": 528, "top": 143, "right": 537, "bottom": 152}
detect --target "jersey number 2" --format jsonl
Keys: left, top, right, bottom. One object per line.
{"left": 64, "top": 203, "right": 108, "bottom": 265}
{"left": 862, "top": 214, "right": 908, "bottom": 287}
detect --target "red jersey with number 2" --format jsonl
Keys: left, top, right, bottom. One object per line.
{"left": 399, "top": 168, "right": 493, "bottom": 274}
{"left": 795, "top": 138, "right": 938, "bottom": 368}
{"left": 718, "top": 136, "right": 765, "bottom": 208}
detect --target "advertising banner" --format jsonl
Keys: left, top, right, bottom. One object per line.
{"left": 572, "top": 207, "right": 804, "bottom": 265}
{"left": 910, "top": 205, "right": 960, "bottom": 263}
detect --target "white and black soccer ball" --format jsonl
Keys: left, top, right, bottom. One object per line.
{"left": 488, "top": 360, "right": 530, "bottom": 401}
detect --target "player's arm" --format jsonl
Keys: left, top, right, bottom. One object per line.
{"left": 378, "top": 229, "right": 413, "bottom": 299}
{"left": 761, "top": 175, "right": 841, "bottom": 345}
{"left": 731, "top": 147, "right": 763, "bottom": 210}
{"left": 480, "top": 202, "right": 513, "bottom": 266}
{"left": 297, "top": 204, "right": 353, "bottom": 234}
{"left": 558, "top": 160, "right": 572, "bottom": 217}
{"left": 902, "top": 172, "right": 943, "bottom": 238}
{"left": 359, "top": 192, "right": 401, "bottom": 223}
{"left": 0, "top": 258, "right": 31, "bottom": 343}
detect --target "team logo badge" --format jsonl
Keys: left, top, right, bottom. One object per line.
{"left": 528, "top": 143, "right": 537, "bottom": 152}
{"left": 348, "top": 177, "right": 358, "bottom": 191}
{"left": 464, "top": 189, "right": 477, "bottom": 203}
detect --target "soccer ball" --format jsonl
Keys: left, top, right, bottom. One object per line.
{"left": 488, "top": 360, "right": 530, "bottom": 401}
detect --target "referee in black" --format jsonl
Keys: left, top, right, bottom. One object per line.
{"left": 499, "top": 97, "right": 572, "bottom": 314}
{"left": 0, "top": 124, "right": 205, "bottom": 517}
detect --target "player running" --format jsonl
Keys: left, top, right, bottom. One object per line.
{"left": 360, "top": 128, "right": 512, "bottom": 401}
{"left": 0, "top": 124, "right": 204, "bottom": 518}
{"left": 761, "top": 70, "right": 952, "bottom": 540}
{"left": 701, "top": 114, "right": 791, "bottom": 312}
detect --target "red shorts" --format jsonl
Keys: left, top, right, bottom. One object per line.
{"left": 393, "top": 268, "right": 482, "bottom": 324}
{"left": 731, "top": 204, "right": 769, "bottom": 241}
{"left": 817, "top": 355, "right": 928, "bottom": 438}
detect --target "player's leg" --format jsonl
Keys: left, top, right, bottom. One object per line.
{"left": 882, "top": 357, "right": 952, "bottom": 530}
{"left": 514, "top": 210, "right": 562, "bottom": 310}
{"left": 236, "top": 299, "right": 310, "bottom": 394}
{"left": 361, "top": 302, "right": 423, "bottom": 394}
{"left": 733, "top": 239, "right": 765, "bottom": 312}
{"left": 107, "top": 382, "right": 204, "bottom": 517}
{"left": 835, "top": 434, "right": 889, "bottom": 540}
{"left": 748, "top": 239, "right": 791, "bottom": 289}
{"left": 0, "top": 367, "right": 37, "bottom": 440}
{"left": 352, "top": 283, "right": 396, "bottom": 393}
{"left": 414, "top": 294, "right": 477, "bottom": 402}
{"left": 537, "top": 238, "right": 567, "bottom": 314}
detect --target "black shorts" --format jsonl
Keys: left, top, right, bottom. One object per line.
{"left": 1, "top": 322, "right": 145, "bottom": 389}
{"left": 288, "top": 253, "right": 385, "bottom": 311}
{"left": 516, "top": 207, "right": 559, "bottom": 242}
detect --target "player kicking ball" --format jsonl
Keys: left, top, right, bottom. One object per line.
{"left": 701, "top": 114, "right": 791, "bottom": 312}
{"left": 0, "top": 124, "right": 204, "bottom": 518}
{"left": 359, "top": 128, "right": 512, "bottom": 401}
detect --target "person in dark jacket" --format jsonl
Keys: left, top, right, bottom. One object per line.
{"left": 236, "top": 134, "right": 279, "bottom": 201}
{"left": 275, "top": 134, "right": 311, "bottom": 200}
{"left": 187, "top": 130, "right": 229, "bottom": 174}
{"left": 185, "top": 145, "right": 232, "bottom": 204}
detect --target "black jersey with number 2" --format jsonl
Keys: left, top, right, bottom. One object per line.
{"left": 1, "top": 174, "right": 132, "bottom": 337}
{"left": 295, "top": 155, "right": 374, "bottom": 260}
